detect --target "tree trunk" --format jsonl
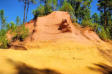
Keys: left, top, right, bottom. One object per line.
{"left": 104, "top": 5, "right": 107, "bottom": 28}
{"left": 44, "top": 0, "right": 47, "bottom": 15}
{"left": 23, "top": 0, "right": 27, "bottom": 24}
{"left": 26, "top": 0, "right": 29, "bottom": 22}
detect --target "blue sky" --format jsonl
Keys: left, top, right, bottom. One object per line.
{"left": 91, "top": 0, "right": 100, "bottom": 15}
{"left": 0, "top": 0, "right": 39, "bottom": 23}
{"left": 0, "top": 0, "right": 99, "bottom": 23}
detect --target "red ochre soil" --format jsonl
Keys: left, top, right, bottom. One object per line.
{"left": 25, "top": 11, "right": 103, "bottom": 44}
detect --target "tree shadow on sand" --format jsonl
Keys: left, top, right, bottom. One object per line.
{"left": 7, "top": 59, "right": 60, "bottom": 74}
{"left": 88, "top": 48, "right": 112, "bottom": 74}
{"left": 88, "top": 63, "right": 112, "bottom": 74}
{"left": 97, "top": 48, "right": 112, "bottom": 63}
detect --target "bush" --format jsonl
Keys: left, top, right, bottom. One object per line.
{"left": 0, "top": 10, "right": 28, "bottom": 49}
{"left": 0, "top": 22, "right": 29, "bottom": 49}
{"left": 81, "top": 19, "right": 111, "bottom": 40}
{"left": 60, "top": 2, "right": 76, "bottom": 23}
{"left": 32, "top": 4, "right": 46, "bottom": 18}
{"left": 60, "top": 2, "right": 74, "bottom": 14}
{"left": 8, "top": 22, "right": 29, "bottom": 42}
{"left": 81, "top": 19, "right": 93, "bottom": 27}
{"left": 81, "top": 19, "right": 99, "bottom": 30}
{"left": 32, "top": 4, "right": 53, "bottom": 19}
{"left": 96, "top": 25, "right": 111, "bottom": 40}
{"left": 12, "top": 24, "right": 29, "bottom": 41}
{"left": 0, "top": 29, "right": 9, "bottom": 49}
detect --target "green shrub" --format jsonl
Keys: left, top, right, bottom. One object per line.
{"left": 6, "top": 22, "right": 29, "bottom": 41}
{"left": 11, "top": 24, "right": 29, "bottom": 41}
{"left": 97, "top": 25, "right": 111, "bottom": 41}
{"left": 0, "top": 10, "right": 29, "bottom": 49}
{"left": 0, "top": 29, "right": 9, "bottom": 49}
{"left": 59, "top": 2, "right": 75, "bottom": 23}
{"left": 10, "top": 22, "right": 17, "bottom": 32}
{"left": 81, "top": 19, "right": 93, "bottom": 27}
{"left": 81, "top": 19, "right": 111, "bottom": 40}
{"left": 0, "top": 22, "right": 29, "bottom": 49}
{"left": 60, "top": 2, "right": 74, "bottom": 13}
{"left": 32, "top": 4, "right": 46, "bottom": 18}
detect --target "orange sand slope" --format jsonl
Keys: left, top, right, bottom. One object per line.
{"left": 24, "top": 11, "right": 111, "bottom": 50}
{"left": 25, "top": 11, "right": 102, "bottom": 43}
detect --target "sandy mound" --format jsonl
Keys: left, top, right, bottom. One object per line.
{"left": 24, "top": 11, "right": 104, "bottom": 47}
{"left": 8, "top": 11, "right": 112, "bottom": 50}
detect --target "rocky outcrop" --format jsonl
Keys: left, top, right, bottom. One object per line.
{"left": 25, "top": 11, "right": 103, "bottom": 45}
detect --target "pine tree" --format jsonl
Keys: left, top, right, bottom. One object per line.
{"left": 26, "top": 0, "right": 36, "bottom": 21}
{"left": 92, "top": 13, "right": 100, "bottom": 24}
{"left": 39, "top": 0, "right": 57, "bottom": 15}
{"left": 61, "top": 0, "right": 92, "bottom": 23}
{"left": 32, "top": 4, "right": 45, "bottom": 18}
{"left": 18, "top": 0, "right": 27, "bottom": 24}
{"left": 0, "top": 10, "right": 6, "bottom": 29}
{"left": 97, "top": 0, "right": 112, "bottom": 28}
{"left": 16, "top": 16, "right": 21, "bottom": 25}
{"left": 60, "top": 1, "right": 74, "bottom": 13}
{"left": 18, "top": 0, "right": 36, "bottom": 23}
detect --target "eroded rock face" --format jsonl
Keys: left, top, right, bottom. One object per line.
{"left": 25, "top": 11, "right": 102, "bottom": 44}
{"left": 25, "top": 11, "right": 73, "bottom": 41}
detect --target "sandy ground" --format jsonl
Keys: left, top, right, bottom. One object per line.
{"left": 0, "top": 40, "right": 112, "bottom": 74}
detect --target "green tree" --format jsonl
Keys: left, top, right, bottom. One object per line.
{"left": 39, "top": 0, "right": 57, "bottom": 15}
{"left": 39, "top": 0, "right": 51, "bottom": 15}
{"left": 16, "top": 16, "right": 21, "bottom": 25}
{"left": 0, "top": 10, "right": 6, "bottom": 29}
{"left": 59, "top": 1, "right": 76, "bottom": 22}
{"left": 97, "top": 0, "right": 112, "bottom": 39}
{"left": 60, "top": 1, "right": 74, "bottom": 13}
{"left": 0, "top": 10, "right": 9, "bottom": 48}
{"left": 18, "top": 0, "right": 36, "bottom": 23}
{"left": 97, "top": 0, "right": 112, "bottom": 28}
{"left": 33, "top": 0, "right": 58, "bottom": 18}
{"left": 32, "top": 4, "right": 45, "bottom": 18}
{"left": 97, "top": 25, "right": 111, "bottom": 40}
{"left": 52, "top": 0, "right": 57, "bottom": 10}
{"left": 0, "top": 10, "right": 29, "bottom": 48}
{"left": 80, "top": 0, "right": 92, "bottom": 21}
{"left": 0, "top": 29, "right": 9, "bottom": 49}
{"left": 26, "top": 0, "right": 36, "bottom": 21}
{"left": 92, "top": 13, "right": 100, "bottom": 24}
{"left": 60, "top": 0, "right": 92, "bottom": 23}
{"left": 18, "top": 0, "right": 27, "bottom": 24}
